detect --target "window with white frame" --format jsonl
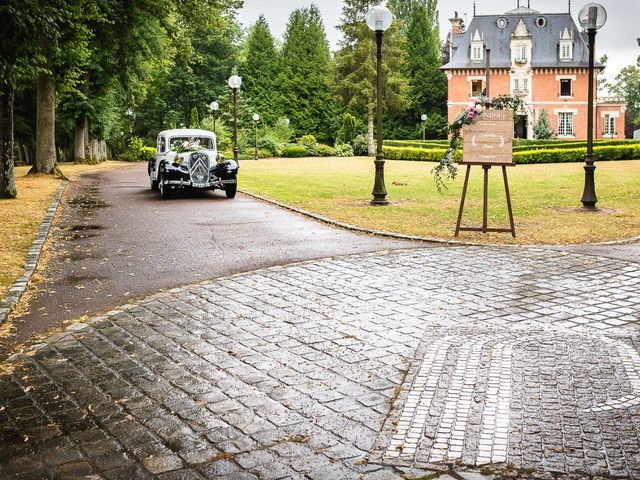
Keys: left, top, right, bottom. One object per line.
{"left": 515, "top": 44, "right": 527, "bottom": 63}
{"left": 604, "top": 114, "right": 616, "bottom": 135}
{"left": 560, "top": 42, "right": 573, "bottom": 60}
{"left": 513, "top": 78, "right": 529, "bottom": 94}
{"left": 557, "top": 112, "right": 574, "bottom": 136}
{"left": 471, "top": 45, "right": 484, "bottom": 61}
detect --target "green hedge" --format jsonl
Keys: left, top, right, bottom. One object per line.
{"left": 513, "top": 139, "right": 640, "bottom": 152}
{"left": 382, "top": 144, "right": 640, "bottom": 164}
{"left": 512, "top": 144, "right": 640, "bottom": 164}
{"left": 281, "top": 145, "right": 308, "bottom": 157}
{"left": 384, "top": 140, "right": 449, "bottom": 149}
{"left": 383, "top": 146, "right": 462, "bottom": 162}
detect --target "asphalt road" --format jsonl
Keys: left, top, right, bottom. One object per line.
{"left": 3, "top": 163, "right": 425, "bottom": 352}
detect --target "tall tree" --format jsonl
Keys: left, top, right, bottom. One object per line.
{"left": 30, "top": 0, "right": 94, "bottom": 174}
{"left": 0, "top": 0, "right": 68, "bottom": 195}
{"left": 397, "top": 0, "right": 448, "bottom": 123}
{"left": 134, "top": 4, "right": 241, "bottom": 138}
{"left": 280, "top": 5, "right": 337, "bottom": 143}
{"left": 241, "top": 15, "right": 282, "bottom": 125}
{"left": 335, "top": 0, "right": 407, "bottom": 154}
{"left": 608, "top": 65, "right": 640, "bottom": 136}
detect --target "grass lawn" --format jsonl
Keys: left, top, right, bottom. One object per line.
{"left": 239, "top": 157, "right": 640, "bottom": 245}
{"left": 0, "top": 161, "right": 132, "bottom": 301}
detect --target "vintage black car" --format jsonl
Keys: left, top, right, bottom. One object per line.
{"left": 148, "top": 128, "right": 238, "bottom": 199}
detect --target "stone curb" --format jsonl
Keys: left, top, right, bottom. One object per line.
{"left": 0, "top": 182, "right": 67, "bottom": 326}
{"left": 239, "top": 190, "right": 640, "bottom": 248}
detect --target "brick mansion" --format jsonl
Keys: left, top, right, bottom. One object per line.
{"left": 441, "top": 2, "right": 626, "bottom": 140}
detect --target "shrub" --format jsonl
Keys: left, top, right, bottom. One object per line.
{"left": 281, "top": 145, "right": 308, "bottom": 157}
{"left": 190, "top": 107, "right": 200, "bottom": 128}
{"left": 258, "top": 136, "right": 279, "bottom": 156}
{"left": 261, "top": 117, "right": 294, "bottom": 146}
{"left": 298, "top": 135, "right": 317, "bottom": 147}
{"left": 141, "top": 146, "right": 156, "bottom": 161}
{"left": 352, "top": 134, "right": 369, "bottom": 155}
{"left": 341, "top": 113, "right": 356, "bottom": 144}
{"left": 533, "top": 109, "right": 554, "bottom": 139}
{"left": 335, "top": 143, "right": 354, "bottom": 157}
{"left": 298, "top": 135, "right": 317, "bottom": 155}
{"left": 315, "top": 144, "right": 336, "bottom": 156}
{"left": 200, "top": 116, "right": 231, "bottom": 150}
{"left": 120, "top": 136, "right": 154, "bottom": 162}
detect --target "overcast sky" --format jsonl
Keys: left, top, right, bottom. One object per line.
{"left": 236, "top": 0, "right": 639, "bottom": 84}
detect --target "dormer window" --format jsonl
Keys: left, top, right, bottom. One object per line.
{"left": 560, "top": 42, "right": 573, "bottom": 60}
{"left": 559, "top": 27, "right": 574, "bottom": 61}
{"left": 472, "top": 45, "right": 484, "bottom": 61}
{"left": 515, "top": 44, "right": 527, "bottom": 63}
{"left": 470, "top": 30, "right": 484, "bottom": 62}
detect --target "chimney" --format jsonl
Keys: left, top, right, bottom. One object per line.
{"left": 450, "top": 11, "right": 465, "bottom": 35}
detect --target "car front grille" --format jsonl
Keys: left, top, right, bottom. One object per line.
{"left": 189, "top": 154, "right": 210, "bottom": 185}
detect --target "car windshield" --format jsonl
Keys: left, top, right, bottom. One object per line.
{"left": 169, "top": 136, "right": 214, "bottom": 151}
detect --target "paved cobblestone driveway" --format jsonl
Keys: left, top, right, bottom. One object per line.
{"left": 1, "top": 247, "right": 639, "bottom": 479}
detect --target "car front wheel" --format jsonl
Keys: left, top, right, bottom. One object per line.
{"left": 150, "top": 173, "right": 159, "bottom": 191}
{"left": 159, "top": 172, "right": 171, "bottom": 199}
{"left": 225, "top": 183, "right": 237, "bottom": 199}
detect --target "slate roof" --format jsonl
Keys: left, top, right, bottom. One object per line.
{"left": 442, "top": 10, "right": 601, "bottom": 70}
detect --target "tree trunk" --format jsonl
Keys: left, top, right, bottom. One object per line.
{"left": 74, "top": 116, "right": 86, "bottom": 163}
{"left": 83, "top": 118, "right": 89, "bottom": 161}
{"left": 0, "top": 82, "right": 17, "bottom": 198}
{"left": 367, "top": 101, "right": 375, "bottom": 157}
{"left": 33, "top": 71, "right": 57, "bottom": 174}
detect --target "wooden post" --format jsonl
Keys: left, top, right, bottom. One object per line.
{"left": 482, "top": 165, "right": 490, "bottom": 230}
{"left": 455, "top": 165, "right": 472, "bottom": 237}
{"left": 502, "top": 166, "right": 516, "bottom": 237}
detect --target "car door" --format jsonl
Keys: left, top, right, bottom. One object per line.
{"left": 152, "top": 135, "right": 167, "bottom": 180}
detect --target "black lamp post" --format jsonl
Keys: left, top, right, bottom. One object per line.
{"left": 209, "top": 101, "right": 219, "bottom": 133}
{"left": 578, "top": 3, "right": 607, "bottom": 209}
{"left": 228, "top": 75, "right": 242, "bottom": 164}
{"left": 252, "top": 113, "right": 260, "bottom": 160}
{"left": 366, "top": 4, "right": 393, "bottom": 206}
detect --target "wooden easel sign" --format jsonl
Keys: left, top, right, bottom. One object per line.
{"left": 455, "top": 109, "right": 516, "bottom": 238}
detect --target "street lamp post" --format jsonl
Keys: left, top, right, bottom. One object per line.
{"left": 228, "top": 75, "right": 242, "bottom": 164}
{"left": 209, "top": 101, "right": 219, "bottom": 133}
{"left": 252, "top": 113, "right": 260, "bottom": 160}
{"left": 366, "top": 4, "right": 393, "bottom": 206}
{"left": 578, "top": 3, "right": 607, "bottom": 209}
{"left": 420, "top": 114, "right": 428, "bottom": 140}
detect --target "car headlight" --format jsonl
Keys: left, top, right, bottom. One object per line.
{"left": 226, "top": 160, "right": 238, "bottom": 170}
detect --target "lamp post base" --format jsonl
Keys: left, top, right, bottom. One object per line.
{"left": 580, "top": 163, "right": 597, "bottom": 209}
{"left": 371, "top": 158, "right": 388, "bottom": 206}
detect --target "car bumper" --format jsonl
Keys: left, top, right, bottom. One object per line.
{"left": 162, "top": 164, "right": 237, "bottom": 189}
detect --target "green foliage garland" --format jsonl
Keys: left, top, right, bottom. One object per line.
{"left": 432, "top": 95, "right": 525, "bottom": 192}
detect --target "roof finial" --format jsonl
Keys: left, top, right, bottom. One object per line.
{"left": 473, "top": 1, "right": 476, "bottom": 15}
{"left": 528, "top": 0, "right": 531, "bottom": 7}
{"left": 568, "top": 0, "right": 571, "bottom": 13}
{"left": 517, "top": 0, "right": 520, "bottom": 7}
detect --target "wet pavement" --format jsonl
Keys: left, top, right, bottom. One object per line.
{"left": 2, "top": 164, "right": 640, "bottom": 479}
{"left": 2, "top": 164, "right": 422, "bottom": 353}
